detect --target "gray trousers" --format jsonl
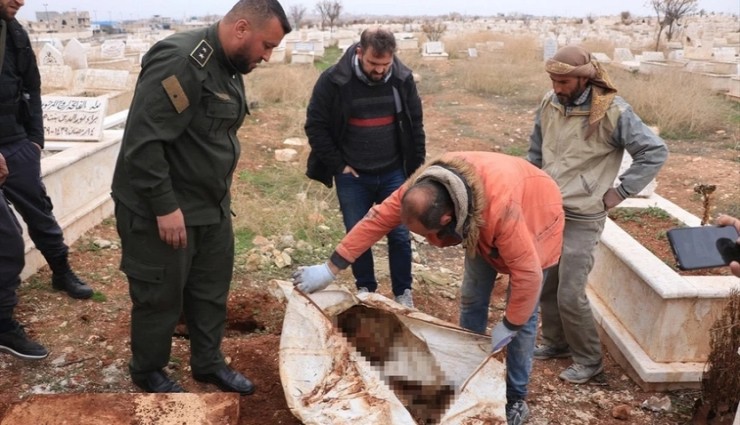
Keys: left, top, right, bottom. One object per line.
{"left": 539, "top": 218, "right": 605, "bottom": 366}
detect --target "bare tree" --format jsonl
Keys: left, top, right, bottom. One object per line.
{"left": 620, "top": 11, "right": 632, "bottom": 25}
{"left": 326, "top": 1, "right": 342, "bottom": 33}
{"left": 421, "top": 21, "right": 447, "bottom": 42}
{"left": 649, "top": 0, "right": 697, "bottom": 50}
{"left": 289, "top": 4, "right": 306, "bottom": 30}
{"left": 315, "top": 0, "right": 341, "bottom": 32}
{"left": 315, "top": 0, "right": 330, "bottom": 30}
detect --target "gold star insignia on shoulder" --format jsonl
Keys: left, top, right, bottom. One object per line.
{"left": 189, "top": 39, "right": 214, "bottom": 68}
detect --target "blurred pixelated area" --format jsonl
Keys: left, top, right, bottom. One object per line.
{"left": 337, "top": 305, "right": 456, "bottom": 423}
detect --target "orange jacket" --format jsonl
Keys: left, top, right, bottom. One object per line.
{"left": 333, "top": 152, "right": 564, "bottom": 327}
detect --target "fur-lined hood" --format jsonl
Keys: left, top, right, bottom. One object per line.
{"left": 406, "top": 154, "right": 487, "bottom": 256}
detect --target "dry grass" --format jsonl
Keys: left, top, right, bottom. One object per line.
{"left": 609, "top": 67, "right": 736, "bottom": 138}
{"left": 231, "top": 152, "right": 344, "bottom": 263}
{"left": 579, "top": 39, "right": 616, "bottom": 56}
{"left": 245, "top": 64, "right": 320, "bottom": 106}
{"left": 442, "top": 33, "right": 734, "bottom": 138}
{"left": 453, "top": 34, "right": 550, "bottom": 104}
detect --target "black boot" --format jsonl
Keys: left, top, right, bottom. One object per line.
{"left": 52, "top": 271, "right": 93, "bottom": 299}
{"left": 48, "top": 255, "right": 94, "bottom": 299}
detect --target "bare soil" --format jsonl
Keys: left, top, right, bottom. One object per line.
{"left": 1, "top": 59, "right": 738, "bottom": 425}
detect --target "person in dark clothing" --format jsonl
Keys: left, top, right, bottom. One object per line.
{"left": 112, "top": 0, "right": 291, "bottom": 394}
{"left": 0, "top": 0, "right": 93, "bottom": 300}
{"left": 304, "top": 27, "right": 426, "bottom": 308}
{"left": 0, "top": 151, "right": 48, "bottom": 360}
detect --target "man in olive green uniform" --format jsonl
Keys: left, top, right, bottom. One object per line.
{"left": 112, "top": 0, "right": 291, "bottom": 394}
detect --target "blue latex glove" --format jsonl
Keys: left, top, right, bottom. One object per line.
{"left": 491, "top": 321, "right": 518, "bottom": 353}
{"left": 292, "top": 263, "right": 336, "bottom": 293}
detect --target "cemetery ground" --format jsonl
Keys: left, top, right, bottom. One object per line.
{"left": 1, "top": 44, "right": 739, "bottom": 424}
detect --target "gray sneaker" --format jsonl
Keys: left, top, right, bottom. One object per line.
{"left": 506, "top": 399, "right": 530, "bottom": 425}
{"left": 533, "top": 344, "right": 571, "bottom": 360}
{"left": 394, "top": 289, "right": 414, "bottom": 308}
{"left": 357, "top": 287, "right": 370, "bottom": 294}
{"left": 558, "top": 362, "right": 604, "bottom": 384}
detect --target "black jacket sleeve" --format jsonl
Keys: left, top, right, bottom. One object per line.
{"left": 13, "top": 21, "right": 44, "bottom": 147}
{"left": 304, "top": 70, "right": 346, "bottom": 186}
{"left": 403, "top": 74, "right": 425, "bottom": 174}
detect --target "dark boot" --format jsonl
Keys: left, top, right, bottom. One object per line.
{"left": 52, "top": 271, "right": 93, "bottom": 299}
{"left": 193, "top": 366, "right": 256, "bottom": 395}
{"left": 47, "top": 255, "right": 93, "bottom": 300}
{"left": 131, "top": 369, "right": 186, "bottom": 393}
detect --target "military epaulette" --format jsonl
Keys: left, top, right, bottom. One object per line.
{"left": 189, "top": 39, "right": 214, "bottom": 68}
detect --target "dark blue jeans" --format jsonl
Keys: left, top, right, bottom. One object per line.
{"left": 0, "top": 140, "right": 68, "bottom": 272}
{"left": 334, "top": 168, "right": 412, "bottom": 296}
{"left": 0, "top": 192, "right": 24, "bottom": 320}
{"left": 460, "top": 254, "right": 547, "bottom": 405}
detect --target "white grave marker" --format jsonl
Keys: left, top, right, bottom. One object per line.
{"left": 63, "top": 38, "right": 88, "bottom": 70}
{"left": 294, "top": 42, "right": 314, "bottom": 52}
{"left": 592, "top": 52, "right": 612, "bottom": 64}
{"left": 42, "top": 96, "right": 109, "bottom": 141}
{"left": 641, "top": 51, "right": 666, "bottom": 62}
{"left": 544, "top": 38, "right": 558, "bottom": 61}
{"left": 613, "top": 48, "right": 634, "bottom": 63}
{"left": 100, "top": 40, "right": 126, "bottom": 59}
{"left": 38, "top": 65, "right": 74, "bottom": 90}
{"left": 424, "top": 42, "right": 444, "bottom": 55}
{"left": 74, "top": 69, "right": 130, "bottom": 91}
{"left": 38, "top": 43, "right": 64, "bottom": 66}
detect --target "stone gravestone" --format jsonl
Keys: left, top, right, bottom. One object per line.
{"left": 125, "top": 39, "right": 151, "bottom": 54}
{"left": 421, "top": 41, "right": 449, "bottom": 60}
{"left": 613, "top": 48, "right": 634, "bottom": 63}
{"left": 713, "top": 47, "right": 737, "bottom": 61}
{"left": 396, "top": 33, "right": 418, "bottom": 51}
{"left": 337, "top": 38, "right": 355, "bottom": 51}
{"left": 667, "top": 50, "right": 685, "bottom": 61}
{"left": 37, "top": 37, "right": 64, "bottom": 52}
{"left": 543, "top": 38, "right": 558, "bottom": 61}
{"left": 124, "top": 39, "right": 151, "bottom": 65}
{"left": 74, "top": 69, "right": 130, "bottom": 91}
{"left": 38, "top": 65, "right": 74, "bottom": 91}
{"left": 63, "top": 38, "right": 88, "bottom": 70}
{"left": 424, "top": 41, "right": 445, "bottom": 55}
{"left": 293, "top": 42, "right": 314, "bottom": 52}
{"left": 684, "top": 45, "right": 713, "bottom": 60}
{"left": 38, "top": 43, "right": 64, "bottom": 66}
{"left": 41, "top": 96, "right": 109, "bottom": 141}
{"left": 100, "top": 40, "right": 126, "bottom": 59}
{"left": 592, "top": 52, "right": 612, "bottom": 64}
{"left": 291, "top": 42, "right": 315, "bottom": 64}
{"left": 641, "top": 51, "right": 666, "bottom": 62}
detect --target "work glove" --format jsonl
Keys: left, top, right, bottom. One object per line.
{"left": 491, "top": 321, "right": 518, "bottom": 353}
{"left": 292, "top": 262, "right": 336, "bottom": 293}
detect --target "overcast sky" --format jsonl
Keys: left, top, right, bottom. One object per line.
{"left": 16, "top": 0, "right": 739, "bottom": 22}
